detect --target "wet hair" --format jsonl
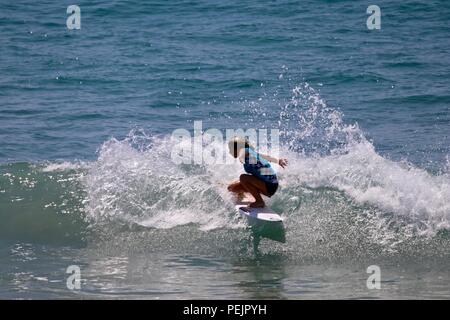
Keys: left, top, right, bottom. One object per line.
{"left": 228, "top": 136, "right": 254, "bottom": 158}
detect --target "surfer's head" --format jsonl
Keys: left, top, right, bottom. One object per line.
{"left": 228, "top": 136, "right": 254, "bottom": 158}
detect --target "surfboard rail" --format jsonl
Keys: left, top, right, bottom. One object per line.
{"left": 235, "top": 195, "right": 286, "bottom": 243}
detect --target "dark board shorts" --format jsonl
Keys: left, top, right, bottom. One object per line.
{"left": 265, "top": 182, "right": 279, "bottom": 197}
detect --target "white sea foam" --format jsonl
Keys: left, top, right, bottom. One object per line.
{"left": 80, "top": 83, "right": 449, "bottom": 243}
{"left": 41, "top": 161, "right": 89, "bottom": 172}
{"left": 83, "top": 134, "right": 240, "bottom": 231}
{"left": 283, "top": 140, "right": 450, "bottom": 236}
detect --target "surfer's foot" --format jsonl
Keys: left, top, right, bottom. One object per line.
{"left": 249, "top": 201, "right": 265, "bottom": 208}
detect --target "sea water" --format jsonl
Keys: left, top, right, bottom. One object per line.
{"left": 0, "top": 0, "right": 449, "bottom": 299}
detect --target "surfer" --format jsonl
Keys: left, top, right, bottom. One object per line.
{"left": 227, "top": 136, "right": 288, "bottom": 208}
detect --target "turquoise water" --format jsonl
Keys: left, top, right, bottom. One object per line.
{"left": 0, "top": 0, "right": 449, "bottom": 299}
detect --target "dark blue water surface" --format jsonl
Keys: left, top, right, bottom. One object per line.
{"left": 0, "top": 0, "right": 448, "bottom": 168}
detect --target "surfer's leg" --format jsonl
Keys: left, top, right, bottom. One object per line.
{"left": 239, "top": 174, "right": 267, "bottom": 208}
{"left": 227, "top": 181, "right": 246, "bottom": 200}
{"left": 228, "top": 181, "right": 245, "bottom": 192}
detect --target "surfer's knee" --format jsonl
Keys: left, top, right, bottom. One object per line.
{"left": 239, "top": 174, "right": 249, "bottom": 183}
{"left": 227, "top": 184, "right": 237, "bottom": 191}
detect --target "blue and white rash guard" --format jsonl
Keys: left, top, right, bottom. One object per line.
{"left": 243, "top": 147, "right": 278, "bottom": 185}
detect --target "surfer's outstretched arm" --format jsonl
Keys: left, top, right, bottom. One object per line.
{"left": 259, "top": 153, "right": 288, "bottom": 168}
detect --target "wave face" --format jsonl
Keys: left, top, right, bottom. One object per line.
{"left": 1, "top": 84, "right": 449, "bottom": 261}
{"left": 0, "top": 162, "right": 88, "bottom": 246}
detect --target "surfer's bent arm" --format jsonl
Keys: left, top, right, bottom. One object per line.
{"left": 259, "top": 153, "right": 288, "bottom": 168}
{"left": 237, "top": 148, "right": 246, "bottom": 164}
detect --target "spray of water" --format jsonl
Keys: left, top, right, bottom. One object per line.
{"left": 75, "top": 83, "right": 450, "bottom": 257}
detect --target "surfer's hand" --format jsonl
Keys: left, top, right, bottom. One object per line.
{"left": 278, "top": 158, "right": 288, "bottom": 168}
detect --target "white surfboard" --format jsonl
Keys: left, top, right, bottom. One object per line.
{"left": 235, "top": 195, "right": 286, "bottom": 243}
{"left": 235, "top": 199, "right": 283, "bottom": 222}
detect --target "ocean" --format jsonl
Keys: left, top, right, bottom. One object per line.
{"left": 0, "top": 0, "right": 449, "bottom": 299}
